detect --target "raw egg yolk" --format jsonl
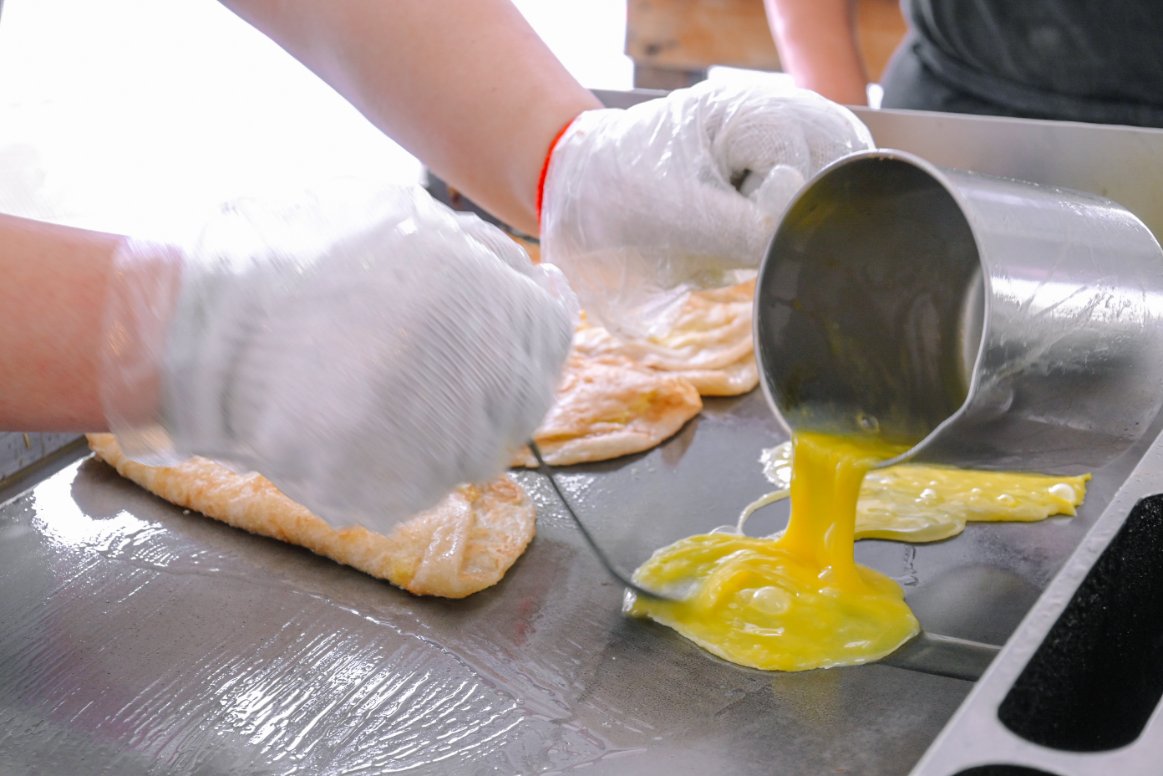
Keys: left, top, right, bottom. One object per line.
{"left": 627, "top": 432, "right": 920, "bottom": 671}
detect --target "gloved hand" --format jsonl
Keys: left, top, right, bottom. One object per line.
{"left": 540, "top": 77, "right": 874, "bottom": 338}
{"left": 101, "top": 184, "right": 575, "bottom": 529}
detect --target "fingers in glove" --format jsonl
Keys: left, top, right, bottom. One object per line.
{"left": 540, "top": 76, "right": 875, "bottom": 337}
{"left": 126, "top": 183, "right": 575, "bottom": 530}
{"left": 454, "top": 212, "right": 579, "bottom": 313}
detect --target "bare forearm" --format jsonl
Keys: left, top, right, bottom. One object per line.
{"left": 765, "top": 0, "right": 869, "bottom": 105}
{"left": 0, "top": 214, "right": 126, "bottom": 431}
{"left": 221, "top": 0, "right": 602, "bottom": 235}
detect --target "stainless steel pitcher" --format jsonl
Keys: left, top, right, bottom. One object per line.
{"left": 755, "top": 149, "right": 1163, "bottom": 472}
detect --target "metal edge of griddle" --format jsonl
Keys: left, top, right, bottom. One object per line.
{"left": 850, "top": 106, "right": 1163, "bottom": 243}
{"left": 427, "top": 98, "right": 1163, "bottom": 249}
{"left": 0, "top": 433, "right": 88, "bottom": 507}
{"left": 909, "top": 423, "right": 1163, "bottom": 776}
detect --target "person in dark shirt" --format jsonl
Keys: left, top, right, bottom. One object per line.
{"left": 766, "top": 0, "right": 1163, "bottom": 127}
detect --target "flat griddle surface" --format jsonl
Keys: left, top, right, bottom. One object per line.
{"left": 0, "top": 388, "right": 1134, "bottom": 775}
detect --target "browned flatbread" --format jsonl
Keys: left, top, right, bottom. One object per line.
{"left": 572, "top": 280, "right": 759, "bottom": 397}
{"left": 512, "top": 350, "right": 703, "bottom": 467}
{"left": 86, "top": 433, "right": 535, "bottom": 598}
{"left": 654, "top": 351, "right": 758, "bottom": 397}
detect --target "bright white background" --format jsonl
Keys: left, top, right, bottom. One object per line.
{"left": 0, "top": 0, "right": 635, "bottom": 238}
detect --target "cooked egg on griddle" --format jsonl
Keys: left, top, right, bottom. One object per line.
{"left": 753, "top": 440, "right": 1089, "bottom": 543}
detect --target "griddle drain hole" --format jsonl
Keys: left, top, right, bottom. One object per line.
{"left": 953, "top": 766, "right": 1061, "bottom": 776}
{"left": 997, "top": 493, "right": 1163, "bottom": 751}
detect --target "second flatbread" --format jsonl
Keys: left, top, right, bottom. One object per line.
{"left": 573, "top": 280, "right": 758, "bottom": 397}
{"left": 511, "top": 351, "right": 702, "bottom": 467}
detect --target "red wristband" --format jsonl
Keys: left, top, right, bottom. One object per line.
{"left": 536, "top": 116, "right": 580, "bottom": 229}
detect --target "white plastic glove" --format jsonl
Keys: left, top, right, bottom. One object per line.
{"left": 101, "top": 184, "right": 575, "bottom": 530}
{"left": 540, "top": 76, "right": 874, "bottom": 338}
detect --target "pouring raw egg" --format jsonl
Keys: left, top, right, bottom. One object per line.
{"left": 627, "top": 432, "right": 1089, "bottom": 672}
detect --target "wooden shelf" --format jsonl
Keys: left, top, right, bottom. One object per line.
{"left": 626, "top": 0, "right": 906, "bottom": 90}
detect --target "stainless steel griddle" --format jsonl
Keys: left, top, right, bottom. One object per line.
{"left": 2, "top": 104, "right": 1162, "bottom": 775}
